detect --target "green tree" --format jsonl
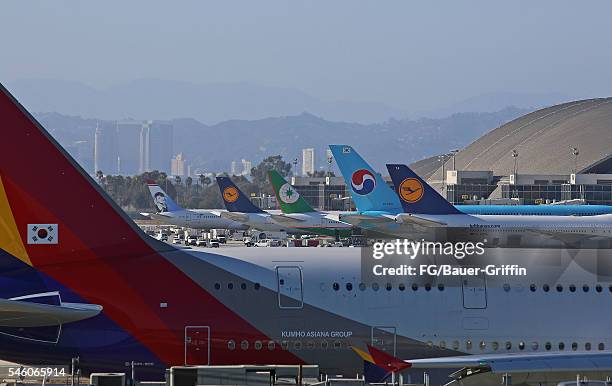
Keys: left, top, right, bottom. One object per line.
{"left": 250, "top": 155, "right": 292, "bottom": 194}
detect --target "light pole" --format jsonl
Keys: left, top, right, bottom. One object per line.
{"left": 450, "top": 149, "right": 459, "bottom": 170}
{"left": 437, "top": 155, "right": 446, "bottom": 193}
{"left": 571, "top": 147, "right": 579, "bottom": 174}
{"left": 511, "top": 150, "right": 519, "bottom": 199}
{"left": 293, "top": 158, "right": 298, "bottom": 177}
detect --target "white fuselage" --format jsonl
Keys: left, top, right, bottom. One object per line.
{"left": 151, "top": 209, "right": 248, "bottom": 230}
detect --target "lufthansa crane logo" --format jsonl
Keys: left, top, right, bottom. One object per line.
{"left": 223, "top": 187, "right": 239, "bottom": 203}
{"left": 398, "top": 178, "right": 424, "bottom": 203}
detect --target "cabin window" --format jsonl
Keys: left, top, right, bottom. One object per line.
{"left": 438, "top": 283, "right": 445, "bottom": 291}
{"left": 254, "top": 340, "right": 263, "bottom": 350}
{"left": 596, "top": 285, "right": 603, "bottom": 293}
{"left": 241, "top": 283, "right": 247, "bottom": 290}
{"left": 492, "top": 341, "right": 499, "bottom": 351}
{"left": 294, "top": 341, "right": 302, "bottom": 350}
{"left": 599, "top": 343, "right": 605, "bottom": 350}
{"left": 372, "top": 283, "right": 380, "bottom": 291}
{"left": 425, "top": 283, "right": 432, "bottom": 291}
{"left": 559, "top": 342, "right": 565, "bottom": 350}
{"left": 556, "top": 284, "right": 563, "bottom": 292}
{"left": 346, "top": 283, "right": 353, "bottom": 291}
{"left": 227, "top": 340, "right": 236, "bottom": 350}
{"left": 569, "top": 285, "right": 576, "bottom": 292}
{"left": 412, "top": 283, "right": 418, "bottom": 291}
{"left": 518, "top": 341, "right": 525, "bottom": 350}
{"left": 531, "top": 342, "right": 538, "bottom": 350}
{"left": 572, "top": 342, "right": 578, "bottom": 351}
{"left": 530, "top": 284, "right": 536, "bottom": 292}
{"left": 452, "top": 341, "right": 460, "bottom": 350}
{"left": 466, "top": 340, "right": 472, "bottom": 350}
{"left": 545, "top": 342, "right": 552, "bottom": 351}
{"left": 228, "top": 283, "right": 234, "bottom": 290}
{"left": 333, "top": 282, "right": 340, "bottom": 291}
{"left": 254, "top": 283, "right": 261, "bottom": 290}
{"left": 503, "top": 284, "right": 511, "bottom": 292}
{"left": 479, "top": 341, "right": 486, "bottom": 350}
{"left": 585, "top": 342, "right": 591, "bottom": 351}
{"left": 359, "top": 283, "right": 367, "bottom": 291}
{"left": 214, "top": 283, "right": 221, "bottom": 290}
{"left": 386, "top": 283, "right": 393, "bottom": 291}
{"left": 241, "top": 340, "right": 249, "bottom": 350}
{"left": 399, "top": 283, "right": 406, "bottom": 291}
{"left": 583, "top": 285, "right": 590, "bottom": 292}
{"left": 543, "top": 284, "right": 550, "bottom": 292}
{"left": 268, "top": 341, "right": 276, "bottom": 351}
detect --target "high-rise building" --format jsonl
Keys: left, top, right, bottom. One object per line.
{"left": 241, "top": 159, "right": 252, "bottom": 176}
{"left": 94, "top": 121, "right": 118, "bottom": 174}
{"left": 116, "top": 120, "right": 142, "bottom": 175}
{"left": 302, "top": 148, "right": 315, "bottom": 176}
{"left": 171, "top": 153, "right": 187, "bottom": 177}
{"left": 230, "top": 160, "right": 238, "bottom": 176}
{"left": 140, "top": 121, "right": 174, "bottom": 173}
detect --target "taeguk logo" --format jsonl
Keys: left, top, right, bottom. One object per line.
{"left": 351, "top": 169, "right": 376, "bottom": 195}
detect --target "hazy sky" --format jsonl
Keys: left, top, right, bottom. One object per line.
{"left": 2, "top": 0, "right": 612, "bottom": 112}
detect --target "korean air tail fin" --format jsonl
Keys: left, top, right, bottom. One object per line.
{"left": 216, "top": 176, "right": 265, "bottom": 213}
{"left": 268, "top": 170, "right": 315, "bottom": 214}
{"left": 328, "top": 145, "right": 402, "bottom": 212}
{"left": 146, "top": 181, "right": 182, "bottom": 212}
{"left": 386, "top": 164, "right": 460, "bottom": 214}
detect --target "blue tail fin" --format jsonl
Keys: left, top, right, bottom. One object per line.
{"left": 328, "top": 145, "right": 402, "bottom": 212}
{"left": 216, "top": 176, "right": 265, "bottom": 213}
{"left": 146, "top": 180, "right": 182, "bottom": 212}
{"left": 385, "top": 164, "right": 460, "bottom": 215}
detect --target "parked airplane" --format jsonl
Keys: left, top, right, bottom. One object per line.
{"left": 328, "top": 144, "right": 612, "bottom": 216}
{"left": 384, "top": 164, "right": 612, "bottom": 248}
{"left": 144, "top": 181, "right": 247, "bottom": 230}
{"left": 267, "top": 170, "right": 353, "bottom": 239}
{"left": 4, "top": 84, "right": 612, "bottom": 386}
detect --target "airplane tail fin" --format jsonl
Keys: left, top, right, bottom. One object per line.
{"left": 215, "top": 176, "right": 265, "bottom": 213}
{"left": 328, "top": 145, "right": 402, "bottom": 212}
{"left": 146, "top": 180, "right": 182, "bottom": 212}
{"left": 386, "top": 164, "right": 460, "bottom": 214}
{"left": 267, "top": 170, "right": 315, "bottom": 214}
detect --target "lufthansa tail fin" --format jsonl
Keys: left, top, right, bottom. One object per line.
{"left": 267, "top": 170, "right": 315, "bottom": 214}
{"left": 328, "top": 145, "right": 402, "bottom": 212}
{"left": 146, "top": 180, "right": 182, "bottom": 212}
{"left": 386, "top": 164, "right": 460, "bottom": 215}
{"left": 216, "top": 176, "right": 264, "bottom": 213}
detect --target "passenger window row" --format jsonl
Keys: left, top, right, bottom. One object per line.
{"left": 226, "top": 339, "right": 346, "bottom": 351}
{"left": 437, "top": 339, "right": 605, "bottom": 352}
{"left": 213, "top": 282, "right": 261, "bottom": 290}
{"left": 503, "top": 283, "right": 611, "bottom": 293}
{"left": 332, "top": 282, "right": 444, "bottom": 292}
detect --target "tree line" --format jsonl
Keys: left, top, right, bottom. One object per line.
{"left": 96, "top": 155, "right": 332, "bottom": 211}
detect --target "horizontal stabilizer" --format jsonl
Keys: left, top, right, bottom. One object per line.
{"left": 0, "top": 298, "right": 102, "bottom": 327}
{"left": 219, "top": 211, "right": 250, "bottom": 223}
{"left": 395, "top": 213, "right": 447, "bottom": 227}
{"left": 406, "top": 351, "right": 612, "bottom": 373}
{"left": 270, "top": 214, "right": 306, "bottom": 224}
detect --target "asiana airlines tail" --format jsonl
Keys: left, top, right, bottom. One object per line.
{"left": 2, "top": 83, "right": 612, "bottom": 385}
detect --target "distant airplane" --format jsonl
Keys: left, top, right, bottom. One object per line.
{"left": 267, "top": 170, "right": 353, "bottom": 239}
{"left": 4, "top": 82, "right": 612, "bottom": 386}
{"left": 329, "top": 144, "right": 612, "bottom": 215}
{"left": 384, "top": 164, "right": 612, "bottom": 248}
{"left": 144, "top": 181, "right": 247, "bottom": 230}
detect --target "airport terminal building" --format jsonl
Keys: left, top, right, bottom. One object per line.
{"left": 285, "top": 98, "right": 612, "bottom": 210}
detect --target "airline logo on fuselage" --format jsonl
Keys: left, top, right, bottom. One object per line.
{"left": 223, "top": 187, "right": 239, "bottom": 203}
{"left": 398, "top": 178, "right": 424, "bottom": 203}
